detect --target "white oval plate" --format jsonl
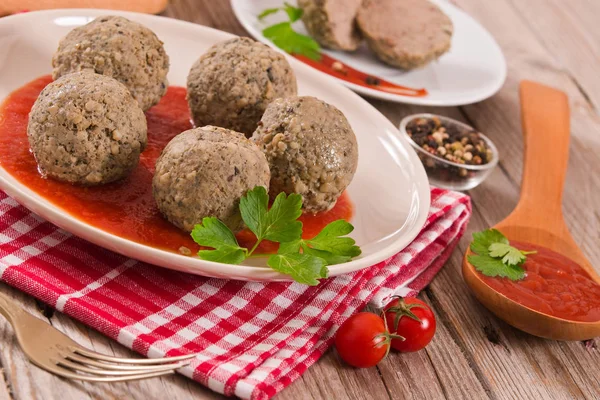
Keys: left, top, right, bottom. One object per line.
{"left": 231, "top": 0, "right": 507, "bottom": 106}
{"left": 0, "top": 9, "right": 430, "bottom": 282}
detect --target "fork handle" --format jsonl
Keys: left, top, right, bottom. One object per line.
{"left": 0, "top": 290, "right": 27, "bottom": 325}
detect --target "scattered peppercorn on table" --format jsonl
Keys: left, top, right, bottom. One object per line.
{"left": 0, "top": 1, "right": 599, "bottom": 399}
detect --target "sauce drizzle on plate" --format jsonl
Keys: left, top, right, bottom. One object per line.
{"left": 294, "top": 53, "right": 428, "bottom": 97}
{"left": 0, "top": 75, "right": 354, "bottom": 256}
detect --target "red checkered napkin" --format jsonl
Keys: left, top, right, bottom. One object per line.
{"left": 0, "top": 187, "right": 470, "bottom": 399}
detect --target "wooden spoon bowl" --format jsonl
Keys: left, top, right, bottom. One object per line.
{"left": 462, "top": 81, "right": 600, "bottom": 341}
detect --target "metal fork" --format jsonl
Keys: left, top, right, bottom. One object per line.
{"left": 0, "top": 291, "right": 194, "bottom": 382}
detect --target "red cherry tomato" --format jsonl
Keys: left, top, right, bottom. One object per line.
{"left": 384, "top": 296, "right": 436, "bottom": 352}
{"left": 335, "top": 312, "right": 392, "bottom": 368}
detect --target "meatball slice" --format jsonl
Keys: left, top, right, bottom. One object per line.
{"left": 298, "top": 0, "right": 362, "bottom": 51}
{"left": 187, "top": 37, "right": 297, "bottom": 137}
{"left": 153, "top": 126, "right": 270, "bottom": 233}
{"left": 27, "top": 71, "right": 147, "bottom": 186}
{"left": 252, "top": 96, "right": 358, "bottom": 213}
{"left": 52, "top": 16, "right": 170, "bottom": 111}
{"left": 357, "top": 0, "right": 453, "bottom": 69}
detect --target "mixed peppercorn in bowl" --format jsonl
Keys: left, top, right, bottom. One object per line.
{"left": 400, "top": 114, "right": 498, "bottom": 191}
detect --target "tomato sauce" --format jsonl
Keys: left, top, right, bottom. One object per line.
{"left": 479, "top": 242, "right": 600, "bottom": 322}
{"left": 294, "top": 53, "right": 428, "bottom": 97}
{"left": 0, "top": 75, "right": 354, "bottom": 255}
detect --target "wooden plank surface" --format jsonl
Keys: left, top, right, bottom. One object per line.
{"left": 0, "top": 0, "right": 599, "bottom": 399}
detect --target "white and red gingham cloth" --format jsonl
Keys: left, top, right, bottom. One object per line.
{"left": 0, "top": 187, "right": 470, "bottom": 399}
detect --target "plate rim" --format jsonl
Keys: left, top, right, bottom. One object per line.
{"left": 0, "top": 8, "right": 431, "bottom": 281}
{"left": 230, "top": 0, "right": 507, "bottom": 106}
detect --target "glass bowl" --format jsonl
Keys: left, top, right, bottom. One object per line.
{"left": 399, "top": 113, "right": 499, "bottom": 191}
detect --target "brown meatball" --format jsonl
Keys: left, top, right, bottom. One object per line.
{"left": 153, "top": 126, "right": 270, "bottom": 232}
{"left": 298, "top": 0, "right": 363, "bottom": 51}
{"left": 27, "top": 71, "right": 147, "bottom": 186}
{"left": 52, "top": 16, "right": 169, "bottom": 111}
{"left": 186, "top": 37, "right": 297, "bottom": 137}
{"left": 357, "top": 0, "right": 453, "bottom": 69}
{"left": 252, "top": 96, "right": 358, "bottom": 213}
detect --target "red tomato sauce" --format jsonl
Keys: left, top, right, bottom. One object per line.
{"left": 0, "top": 75, "right": 354, "bottom": 255}
{"left": 479, "top": 242, "right": 600, "bottom": 322}
{"left": 294, "top": 53, "right": 428, "bottom": 97}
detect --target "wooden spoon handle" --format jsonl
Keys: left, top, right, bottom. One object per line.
{"left": 516, "top": 81, "right": 570, "bottom": 223}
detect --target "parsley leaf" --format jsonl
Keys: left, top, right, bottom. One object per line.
{"left": 198, "top": 246, "right": 247, "bottom": 264}
{"left": 277, "top": 239, "right": 301, "bottom": 255}
{"left": 191, "top": 217, "right": 247, "bottom": 264}
{"left": 283, "top": 2, "right": 303, "bottom": 22}
{"left": 470, "top": 229, "right": 508, "bottom": 256}
{"left": 276, "top": 219, "right": 360, "bottom": 266}
{"left": 304, "top": 220, "right": 361, "bottom": 258}
{"left": 468, "top": 229, "right": 536, "bottom": 281}
{"left": 238, "top": 185, "right": 268, "bottom": 239}
{"left": 488, "top": 243, "right": 526, "bottom": 265}
{"left": 257, "top": 7, "right": 281, "bottom": 20}
{"left": 191, "top": 187, "right": 361, "bottom": 285}
{"left": 258, "top": 3, "right": 321, "bottom": 60}
{"left": 264, "top": 191, "right": 303, "bottom": 242}
{"left": 467, "top": 254, "right": 526, "bottom": 281}
{"left": 262, "top": 22, "right": 321, "bottom": 60}
{"left": 301, "top": 244, "right": 351, "bottom": 265}
{"left": 257, "top": 3, "right": 303, "bottom": 22}
{"left": 239, "top": 186, "right": 303, "bottom": 245}
{"left": 268, "top": 253, "right": 328, "bottom": 286}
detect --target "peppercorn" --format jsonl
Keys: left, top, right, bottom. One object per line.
{"left": 405, "top": 116, "right": 493, "bottom": 180}
{"left": 365, "top": 76, "right": 381, "bottom": 86}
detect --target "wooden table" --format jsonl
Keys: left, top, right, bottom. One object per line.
{"left": 1, "top": 0, "right": 600, "bottom": 399}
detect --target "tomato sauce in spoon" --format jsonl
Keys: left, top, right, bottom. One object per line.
{"left": 478, "top": 242, "right": 600, "bottom": 322}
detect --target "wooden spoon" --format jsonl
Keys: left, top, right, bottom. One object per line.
{"left": 462, "top": 80, "right": 600, "bottom": 341}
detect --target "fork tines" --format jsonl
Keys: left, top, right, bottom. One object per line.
{"left": 52, "top": 348, "right": 196, "bottom": 382}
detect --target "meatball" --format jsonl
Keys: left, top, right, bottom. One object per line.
{"left": 356, "top": 0, "right": 453, "bottom": 70}
{"left": 27, "top": 71, "right": 147, "bottom": 186}
{"left": 52, "top": 16, "right": 169, "bottom": 111}
{"left": 252, "top": 96, "right": 358, "bottom": 213}
{"left": 186, "top": 37, "right": 297, "bottom": 137}
{"left": 298, "top": 0, "right": 363, "bottom": 51}
{"left": 153, "top": 126, "right": 270, "bottom": 232}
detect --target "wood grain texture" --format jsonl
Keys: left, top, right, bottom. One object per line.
{"left": 0, "top": 0, "right": 599, "bottom": 399}
{"left": 507, "top": 0, "right": 600, "bottom": 112}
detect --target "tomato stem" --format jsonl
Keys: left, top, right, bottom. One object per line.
{"left": 384, "top": 296, "right": 427, "bottom": 331}
{"left": 376, "top": 308, "right": 406, "bottom": 358}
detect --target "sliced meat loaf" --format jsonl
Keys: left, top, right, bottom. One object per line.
{"left": 299, "top": 0, "right": 362, "bottom": 51}
{"left": 357, "top": 0, "right": 453, "bottom": 69}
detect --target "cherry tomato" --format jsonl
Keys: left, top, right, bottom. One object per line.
{"left": 335, "top": 312, "right": 392, "bottom": 368}
{"left": 384, "top": 296, "right": 436, "bottom": 352}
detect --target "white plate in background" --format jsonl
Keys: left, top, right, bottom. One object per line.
{"left": 231, "top": 0, "right": 507, "bottom": 106}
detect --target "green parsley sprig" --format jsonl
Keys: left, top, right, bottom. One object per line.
{"left": 258, "top": 3, "right": 322, "bottom": 60}
{"left": 467, "top": 229, "right": 536, "bottom": 281}
{"left": 190, "top": 186, "right": 361, "bottom": 285}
